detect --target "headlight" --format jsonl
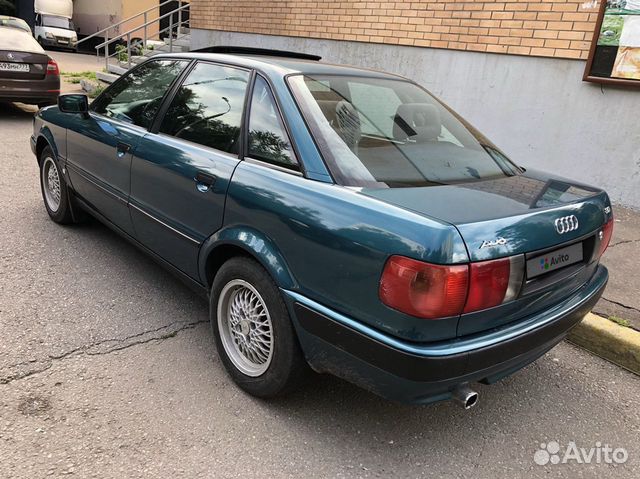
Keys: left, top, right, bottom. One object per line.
{"left": 71, "top": 36, "right": 77, "bottom": 43}
{"left": 45, "top": 32, "right": 54, "bottom": 39}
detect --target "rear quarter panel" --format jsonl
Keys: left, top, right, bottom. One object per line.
{"left": 223, "top": 161, "right": 469, "bottom": 342}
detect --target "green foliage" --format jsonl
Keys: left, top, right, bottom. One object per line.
{"left": 609, "top": 315, "right": 630, "bottom": 328}
{"left": 115, "top": 44, "right": 128, "bottom": 63}
{"left": 87, "top": 84, "right": 105, "bottom": 99}
{"left": 598, "top": 15, "right": 624, "bottom": 47}
{"left": 0, "top": 0, "right": 16, "bottom": 16}
{"left": 61, "top": 71, "right": 98, "bottom": 84}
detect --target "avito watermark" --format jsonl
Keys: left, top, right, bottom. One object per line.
{"left": 534, "top": 441, "right": 629, "bottom": 466}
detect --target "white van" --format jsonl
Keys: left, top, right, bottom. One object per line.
{"left": 32, "top": 0, "right": 77, "bottom": 52}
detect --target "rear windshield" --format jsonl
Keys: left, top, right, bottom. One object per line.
{"left": 288, "top": 74, "right": 521, "bottom": 188}
{"left": 0, "top": 17, "right": 30, "bottom": 33}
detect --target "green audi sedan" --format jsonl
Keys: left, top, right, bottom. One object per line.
{"left": 30, "top": 47, "right": 611, "bottom": 408}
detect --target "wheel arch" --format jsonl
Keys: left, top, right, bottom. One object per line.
{"left": 35, "top": 129, "right": 59, "bottom": 164}
{"left": 199, "top": 226, "right": 297, "bottom": 291}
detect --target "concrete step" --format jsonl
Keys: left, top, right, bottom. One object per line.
{"left": 129, "top": 55, "right": 147, "bottom": 65}
{"left": 143, "top": 49, "right": 164, "bottom": 57}
{"left": 106, "top": 63, "right": 128, "bottom": 76}
{"left": 96, "top": 71, "right": 120, "bottom": 84}
{"left": 156, "top": 44, "right": 190, "bottom": 53}
{"left": 164, "top": 36, "right": 191, "bottom": 50}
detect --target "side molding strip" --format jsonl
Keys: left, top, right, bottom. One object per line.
{"left": 129, "top": 203, "right": 201, "bottom": 245}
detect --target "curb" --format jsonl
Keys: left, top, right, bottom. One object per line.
{"left": 568, "top": 313, "right": 640, "bottom": 376}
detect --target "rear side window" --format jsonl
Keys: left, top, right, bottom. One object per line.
{"left": 92, "top": 60, "right": 188, "bottom": 129}
{"left": 159, "top": 62, "right": 250, "bottom": 154}
{"left": 247, "top": 76, "right": 298, "bottom": 170}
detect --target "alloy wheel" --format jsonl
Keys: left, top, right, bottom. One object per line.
{"left": 42, "top": 157, "right": 61, "bottom": 213}
{"left": 217, "top": 279, "right": 274, "bottom": 377}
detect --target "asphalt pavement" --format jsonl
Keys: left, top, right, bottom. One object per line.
{"left": 0, "top": 52, "right": 639, "bottom": 478}
{"left": 597, "top": 206, "right": 640, "bottom": 331}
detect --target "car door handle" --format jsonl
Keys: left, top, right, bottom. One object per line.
{"left": 194, "top": 172, "right": 217, "bottom": 193}
{"left": 116, "top": 142, "right": 131, "bottom": 158}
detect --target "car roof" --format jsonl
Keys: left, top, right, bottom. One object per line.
{"left": 157, "top": 52, "right": 407, "bottom": 81}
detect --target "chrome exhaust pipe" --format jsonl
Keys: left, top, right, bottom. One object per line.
{"left": 452, "top": 384, "right": 479, "bottom": 410}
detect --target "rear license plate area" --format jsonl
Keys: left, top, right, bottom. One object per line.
{"left": 526, "top": 242, "right": 584, "bottom": 279}
{"left": 0, "top": 62, "right": 30, "bottom": 73}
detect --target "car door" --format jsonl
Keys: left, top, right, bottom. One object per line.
{"left": 128, "top": 61, "right": 251, "bottom": 279}
{"left": 65, "top": 59, "right": 189, "bottom": 236}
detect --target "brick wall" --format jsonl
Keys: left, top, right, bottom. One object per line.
{"left": 190, "top": 1, "right": 601, "bottom": 60}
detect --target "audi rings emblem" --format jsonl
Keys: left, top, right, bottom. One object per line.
{"left": 554, "top": 215, "right": 579, "bottom": 234}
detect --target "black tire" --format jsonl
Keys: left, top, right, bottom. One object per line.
{"left": 210, "top": 257, "right": 308, "bottom": 398}
{"left": 39, "top": 146, "right": 75, "bottom": 224}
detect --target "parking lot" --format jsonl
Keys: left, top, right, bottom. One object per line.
{"left": 0, "top": 57, "right": 639, "bottom": 478}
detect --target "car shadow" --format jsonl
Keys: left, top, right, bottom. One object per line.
{"left": 0, "top": 101, "right": 38, "bottom": 121}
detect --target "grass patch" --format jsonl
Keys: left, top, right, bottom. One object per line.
{"left": 608, "top": 315, "right": 630, "bottom": 328}
{"left": 61, "top": 71, "right": 98, "bottom": 84}
{"left": 87, "top": 84, "right": 106, "bottom": 99}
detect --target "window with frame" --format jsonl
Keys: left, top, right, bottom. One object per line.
{"left": 92, "top": 60, "right": 188, "bottom": 129}
{"left": 159, "top": 62, "right": 250, "bottom": 154}
{"left": 247, "top": 76, "right": 298, "bottom": 170}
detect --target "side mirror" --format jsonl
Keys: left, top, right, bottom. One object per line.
{"left": 58, "top": 94, "right": 89, "bottom": 117}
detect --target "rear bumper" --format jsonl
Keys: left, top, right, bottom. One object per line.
{"left": 284, "top": 264, "right": 608, "bottom": 404}
{"left": 0, "top": 77, "right": 60, "bottom": 105}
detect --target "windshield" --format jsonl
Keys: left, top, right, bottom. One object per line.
{"left": 288, "top": 74, "right": 521, "bottom": 188}
{"left": 42, "top": 15, "right": 74, "bottom": 31}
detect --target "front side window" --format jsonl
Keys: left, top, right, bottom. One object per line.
{"left": 288, "top": 74, "right": 521, "bottom": 188}
{"left": 247, "top": 76, "right": 297, "bottom": 170}
{"left": 92, "top": 60, "right": 188, "bottom": 129}
{"left": 159, "top": 62, "right": 250, "bottom": 154}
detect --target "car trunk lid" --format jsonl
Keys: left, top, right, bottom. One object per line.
{"left": 0, "top": 50, "right": 49, "bottom": 80}
{"left": 362, "top": 170, "right": 609, "bottom": 260}
{"left": 361, "top": 170, "right": 611, "bottom": 336}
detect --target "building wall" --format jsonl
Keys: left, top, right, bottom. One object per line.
{"left": 192, "top": 28, "right": 640, "bottom": 208}
{"left": 190, "top": 0, "right": 601, "bottom": 60}
{"left": 73, "top": 0, "right": 121, "bottom": 37}
{"left": 121, "top": 0, "right": 160, "bottom": 39}
{"left": 74, "top": 0, "right": 159, "bottom": 39}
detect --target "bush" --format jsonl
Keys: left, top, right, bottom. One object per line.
{"left": 0, "top": 0, "right": 16, "bottom": 16}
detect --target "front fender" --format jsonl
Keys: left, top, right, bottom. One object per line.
{"left": 35, "top": 125, "right": 61, "bottom": 162}
{"left": 198, "top": 225, "right": 297, "bottom": 290}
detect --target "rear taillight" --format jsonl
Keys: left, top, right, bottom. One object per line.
{"left": 379, "top": 256, "right": 468, "bottom": 319}
{"left": 379, "top": 255, "right": 525, "bottom": 319}
{"left": 597, "top": 218, "right": 614, "bottom": 258}
{"left": 463, "top": 256, "right": 524, "bottom": 313}
{"left": 46, "top": 59, "right": 59, "bottom": 76}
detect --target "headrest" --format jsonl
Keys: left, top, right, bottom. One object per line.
{"left": 316, "top": 100, "right": 340, "bottom": 124}
{"left": 393, "top": 103, "right": 442, "bottom": 142}
{"left": 335, "top": 100, "right": 361, "bottom": 148}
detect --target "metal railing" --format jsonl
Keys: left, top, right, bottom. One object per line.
{"left": 78, "top": 0, "right": 190, "bottom": 71}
